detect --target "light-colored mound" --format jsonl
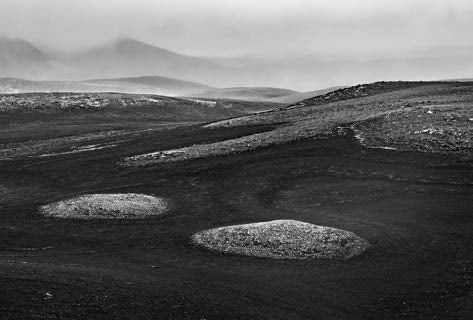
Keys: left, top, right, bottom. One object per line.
{"left": 191, "top": 220, "right": 370, "bottom": 260}
{"left": 39, "top": 193, "right": 169, "bottom": 219}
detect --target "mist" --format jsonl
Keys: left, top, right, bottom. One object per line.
{"left": 1, "top": 0, "right": 472, "bottom": 56}
{"left": 2, "top": 0, "right": 473, "bottom": 90}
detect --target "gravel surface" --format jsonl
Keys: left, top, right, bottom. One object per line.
{"left": 191, "top": 220, "right": 370, "bottom": 260}
{"left": 352, "top": 106, "right": 473, "bottom": 160}
{"left": 39, "top": 193, "right": 169, "bottom": 219}
{"left": 123, "top": 81, "right": 473, "bottom": 166}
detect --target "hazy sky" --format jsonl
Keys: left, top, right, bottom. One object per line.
{"left": 1, "top": 0, "right": 473, "bottom": 57}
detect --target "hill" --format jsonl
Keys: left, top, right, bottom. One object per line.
{"left": 123, "top": 81, "right": 473, "bottom": 166}
{"left": 0, "top": 76, "right": 214, "bottom": 96}
{"left": 1, "top": 81, "right": 472, "bottom": 320}
{"left": 0, "top": 92, "right": 243, "bottom": 119}
{"left": 190, "top": 87, "right": 299, "bottom": 101}
{"left": 266, "top": 86, "right": 346, "bottom": 104}
{"left": 84, "top": 76, "right": 213, "bottom": 96}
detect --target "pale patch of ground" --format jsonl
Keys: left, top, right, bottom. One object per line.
{"left": 0, "top": 131, "right": 126, "bottom": 160}
{"left": 185, "top": 99, "right": 217, "bottom": 106}
{"left": 39, "top": 193, "right": 169, "bottom": 219}
{"left": 121, "top": 110, "right": 389, "bottom": 166}
{"left": 352, "top": 106, "right": 473, "bottom": 159}
{"left": 0, "top": 93, "right": 177, "bottom": 112}
{"left": 37, "top": 143, "right": 118, "bottom": 157}
{"left": 191, "top": 220, "right": 370, "bottom": 260}
{"left": 0, "top": 126, "right": 176, "bottom": 160}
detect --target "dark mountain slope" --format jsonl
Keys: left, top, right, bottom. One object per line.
{"left": 63, "top": 38, "right": 224, "bottom": 82}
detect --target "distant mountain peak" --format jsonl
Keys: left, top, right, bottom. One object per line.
{"left": 109, "top": 37, "right": 172, "bottom": 54}
{"left": 0, "top": 36, "right": 50, "bottom": 59}
{"left": 114, "top": 37, "right": 148, "bottom": 47}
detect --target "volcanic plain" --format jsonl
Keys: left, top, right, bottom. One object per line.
{"left": 1, "top": 82, "right": 472, "bottom": 319}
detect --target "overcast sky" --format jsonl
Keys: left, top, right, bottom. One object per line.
{"left": 1, "top": 0, "right": 473, "bottom": 57}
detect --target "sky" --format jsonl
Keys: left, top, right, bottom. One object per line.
{"left": 1, "top": 0, "right": 473, "bottom": 57}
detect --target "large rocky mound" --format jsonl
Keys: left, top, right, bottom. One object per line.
{"left": 191, "top": 220, "right": 370, "bottom": 260}
{"left": 39, "top": 193, "right": 169, "bottom": 219}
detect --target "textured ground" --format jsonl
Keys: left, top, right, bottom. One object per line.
{"left": 191, "top": 220, "right": 370, "bottom": 260}
{"left": 352, "top": 105, "right": 472, "bottom": 159}
{"left": 123, "top": 81, "right": 473, "bottom": 166}
{"left": 0, "top": 82, "right": 472, "bottom": 319}
{"left": 39, "top": 193, "right": 169, "bottom": 219}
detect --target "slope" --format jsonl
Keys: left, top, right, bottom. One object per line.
{"left": 190, "top": 87, "right": 299, "bottom": 101}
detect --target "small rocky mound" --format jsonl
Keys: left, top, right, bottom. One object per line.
{"left": 191, "top": 220, "right": 370, "bottom": 260}
{"left": 39, "top": 193, "right": 169, "bottom": 219}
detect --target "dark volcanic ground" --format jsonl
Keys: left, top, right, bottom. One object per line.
{"left": 1, "top": 122, "right": 472, "bottom": 319}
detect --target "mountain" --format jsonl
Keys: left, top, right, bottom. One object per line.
{"left": 0, "top": 76, "right": 214, "bottom": 96}
{"left": 190, "top": 87, "right": 299, "bottom": 101}
{"left": 61, "top": 38, "right": 224, "bottom": 84}
{"left": 0, "top": 37, "right": 67, "bottom": 79}
{"left": 7, "top": 37, "right": 473, "bottom": 91}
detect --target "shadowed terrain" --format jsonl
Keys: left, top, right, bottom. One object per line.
{"left": 0, "top": 81, "right": 472, "bottom": 319}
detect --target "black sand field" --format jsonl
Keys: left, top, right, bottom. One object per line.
{"left": 1, "top": 85, "right": 472, "bottom": 319}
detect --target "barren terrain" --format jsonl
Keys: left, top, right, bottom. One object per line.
{"left": 0, "top": 82, "right": 472, "bottom": 319}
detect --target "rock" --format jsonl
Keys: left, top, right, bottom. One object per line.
{"left": 191, "top": 220, "right": 370, "bottom": 260}
{"left": 39, "top": 193, "right": 169, "bottom": 219}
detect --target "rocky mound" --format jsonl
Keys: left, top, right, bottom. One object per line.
{"left": 39, "top": 193, "right": 169, "bottom": 219}
{"left": 191, "top": 220, "right": 370, "bottom": 260}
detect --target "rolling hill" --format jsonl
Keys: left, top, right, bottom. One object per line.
{"left": 3, "top": 37, "right": 473, "bottom": 91}
{"left": 0, "top": 76, "right": 214, "bottom": 96}
{"left": 83, "top": 76, "right": 213, "bottom": 96}
{"left": 0, "top": 77, "right": 302, "bottom": 102}
{"left": 265, "top": 86, "right": 346, "bottom": 104}
{"left": 190, "top": 87, "right": 299, "bottom": 101}
{"left": 123, "top": 81, "right": 473, "bottom": 166}
{"left": 1, "top": 81, "right": 472, "bottom": 320}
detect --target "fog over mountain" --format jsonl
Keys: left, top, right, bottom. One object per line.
{"left": 0, "top": 37, "right": 69, "bottom": 79}
{"left": 1, "top": 0, "right": 473, "bottom": 90}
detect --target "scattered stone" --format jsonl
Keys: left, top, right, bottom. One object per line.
{"left": 39, "top": 193, "right": 169, "bottom": 219}
{"left": 191, "top": 220, "right": 370, "bottom": 260}
{"left": 352, "top": 107, "right": 472, "bottom": 158}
